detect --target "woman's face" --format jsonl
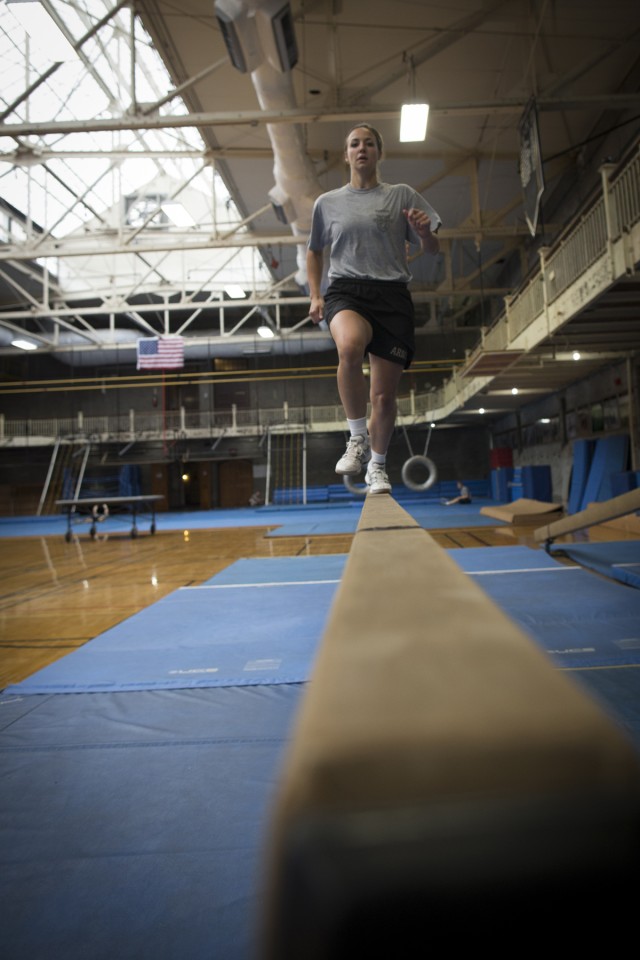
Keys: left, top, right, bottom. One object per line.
{"left": 345, "top": 127, "right": 380, "bottom": 173}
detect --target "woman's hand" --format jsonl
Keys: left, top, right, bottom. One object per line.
{"left": 309, "top": 295, "right": 325, "bottom": 324}
{"left": 403, "top": 207, "right": 439, "bottom": 254}
{"left": 306, "top": 247, "right": 326, "bottom": 323}
{"left": 403, "top": 206, "right": 432, "bottom": 237}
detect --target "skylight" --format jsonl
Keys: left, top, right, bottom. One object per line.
{"left": 0, "top": 0, "right": 266, "bottom": 302}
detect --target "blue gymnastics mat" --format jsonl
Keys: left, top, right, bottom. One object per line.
{"left": 456, "top": 560, "right": 640, "bottom": 668}
{"left": 8, "top": 545, "right": 640, "bottom": 695}
{"left": 265, "top": 501, "right": 504, "bottom": 537}
{"left": 0, "top": 683, "right": 303, "bottom": 960}
{"left": 4, "top": 578, "right": 337, "bottom": 695}
{"left": 3, "top": 546, "right": 640, "bottom": 960}
{"left": 0, "top": 507, "right": 278, "bottom": 538}
{"left": 203, "top": 552, "right": 346, "bottom": 585}
{"left": 8, "top": 544, "right": 640, "bottom": 697}
{"left": 550, "top": 540, "right": 640, "bottom": 590}
{"left": 0, "top": 499, "right": 502, "bottom": 540}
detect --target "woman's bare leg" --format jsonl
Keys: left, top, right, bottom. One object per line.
{"left": 329, "top": 310, "right": 372, "bottom": 419}
{"left": 368, "top": 354, "right": 404, "bottom": 455}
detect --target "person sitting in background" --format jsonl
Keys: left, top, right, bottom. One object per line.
{"left": 445, "top": 481, "right": 471, "bottom": 505}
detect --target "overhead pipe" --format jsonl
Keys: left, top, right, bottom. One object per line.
{"left": 15, "top": 328, "right": 334, "bottom": 366}
{"left": 214, "top": 0, "right": 324, "bottom": 287}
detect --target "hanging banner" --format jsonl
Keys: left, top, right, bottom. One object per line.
{"left": 519, "top": 98, "right": 545, "bottom": 237}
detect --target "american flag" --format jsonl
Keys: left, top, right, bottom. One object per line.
{"left": 136, "top": 336, "right": 185, "bottom": 370}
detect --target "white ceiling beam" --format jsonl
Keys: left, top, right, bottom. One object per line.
{"left": 0, "top": 222, "right": 542, "bottom": 264}
{"left": 0, "top": 285, "right": 512, "bottom": 327}
{"left": 2, "top": 95, "right": 639, "bottom": 140}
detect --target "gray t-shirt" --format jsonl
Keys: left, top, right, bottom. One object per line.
{"left": 307, "top": 182, "right": 441, "bottom": 283}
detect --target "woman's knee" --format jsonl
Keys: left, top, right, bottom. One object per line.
{"left": 330, "top": 311, "right": 371, "bottom": 361}
{"left": 336, "top": 340, "right": 367, "bottom": 368}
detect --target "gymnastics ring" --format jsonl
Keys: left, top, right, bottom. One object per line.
{"left": 401, "top": 455, "right": 437, "bottom": 492}
{"left": 92, "top": 502, "right": 110, "bottom": 522}
{"left": 342, "top": 474, "right": 367, "bottom": 497}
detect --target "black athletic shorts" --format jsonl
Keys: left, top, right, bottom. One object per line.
{"left": 323, "top": 277, "right": 415, "bottom": 369}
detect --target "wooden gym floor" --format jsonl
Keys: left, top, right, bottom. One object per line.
{"left": 0, "top": 519, "right": 529, "bottom": 691}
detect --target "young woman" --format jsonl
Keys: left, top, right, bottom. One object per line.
{"left": 307, "top": 122, "right": 441, "bottom": 493}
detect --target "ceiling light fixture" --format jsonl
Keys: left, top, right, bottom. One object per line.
{"left": 7, "top": 0, "right": 78, "bottom": 61}
{"left": 399, "top": 103, "right": 429, "bottom": 142}
{"left": 399, "top": 55, "right": 429, "bottom": 142}
{"left": 572, "top": 351, "right": 581, "bottom": 361}
{"left": 12, "top": 338, "right": 38, "bottom": 350}
{"left": 257, "top": 307, "right": 277, "bottom": 339}
{"left": 511, "top": 387, "right": 519, "bottom": 395}
{"left": 224, "top": 285, "right": 246, "bottom": 299}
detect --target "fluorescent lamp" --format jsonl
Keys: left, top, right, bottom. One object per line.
{"left": 399, "top": 103, "right": 429, "bottom": 142}
{"left": 7, "top": 1, "right": 77, "bottom": 62}
{"left": 12, "top": 338, "right": 38, "bottom": 350}
{"left": 257, "top": 325, "right": 275, "bottom": 339}
{"left": 224, "top": 285, "right": 246, "bottom": 299}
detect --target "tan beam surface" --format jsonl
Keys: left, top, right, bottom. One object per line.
{"left": 263, "top": 494, "right": 640, "bottom": 955}
{"left": 534, "top": 488, "right": 640, "bottom": 545}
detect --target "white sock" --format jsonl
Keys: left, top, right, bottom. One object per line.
{"left": 370, "top": 450, "right": 386, "bottom": 466}
{"left": 347, "top": 417, "right": 368, "bottom": 439}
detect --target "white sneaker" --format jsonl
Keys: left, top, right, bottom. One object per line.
{"left": 335, "top": 435, "right": 371, "bottom": 476}
{"left": 365, "top": 462, "right": 392, "bottom": 494}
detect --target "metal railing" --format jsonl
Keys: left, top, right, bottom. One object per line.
{"left": 443, "top": 141, "right": 640, "bottom": 416}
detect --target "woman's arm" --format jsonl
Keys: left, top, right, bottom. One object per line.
{"left": 403, "top": 207, "right": 440, "bottom": 256}
{"left": 306, "top": 247, "right": 325, "bottom": 324}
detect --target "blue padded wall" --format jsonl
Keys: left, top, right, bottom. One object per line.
{"left": 580, "top": 435, "right": 629, "bottom": 510}
{"left": 568, "top": 439, "right": 595, "bottom": 514}
{"left": 491, "top": 467, "right": 513, "bottom": 502}
{"left": 611, "top": 471, "right": 638, "bottom": 497}
{"left": 522, "top": 465, "right": 552, "bottom": 502}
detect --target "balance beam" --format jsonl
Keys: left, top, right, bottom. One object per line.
{"left": 533, "top": 487, "right": 640, "bottom": 547}
{"left": 262, "top": 495, "right": 640, "bottom": 957}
